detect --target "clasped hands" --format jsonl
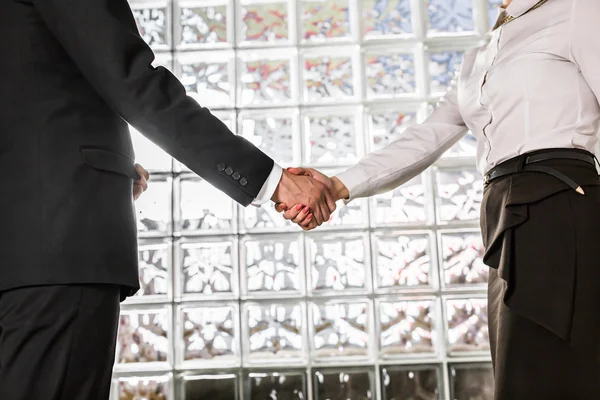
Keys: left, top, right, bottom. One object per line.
{"left": 271, "top": 167, "right": 349, "bottom": 231}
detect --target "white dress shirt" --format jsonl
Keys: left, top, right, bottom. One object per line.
{"left": 336, "top": 0, "right": 600, "bottom": 202}
{"left": 252, "top": 163, "right": 282, "bottom": 205}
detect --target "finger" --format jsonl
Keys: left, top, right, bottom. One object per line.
{"left": 133, "top": 182, "right": 147, "bottom": 193}
{"left": 135, "top": 164, "right": 150, "bottom": 181}
{"left": 286, "top": 167, "right": 309, "bottom": 176}
{"left": 134, "top": 174, "right": 148, "bottom": 190}
{"left": 319, "top": 201, "right": 331, "bottom": 223}
{"left": 310, "top": 202, "right": 324, "bottom": 224}
{"left": 301, "top": 217, "right": 318, "bottom": 231}
{"left": 283, "top": 204, "right": 305, "bottom": 221}
{"left": 133, "top": 185, "right": 144, "bottom": 200}
{"left": 299, "top": 213, "right": 313, "bottom": 228}
{"left": 317, "top": 192, "right": 331, "bottom": 222}
{"left": 292, "top": 207, "right": 311, "bottom": 224}
{"left": 275, "top": 203, "right": 287, "bottom": 213}
{"left": 325, "top": 192, "right": 337, "bottom": 216}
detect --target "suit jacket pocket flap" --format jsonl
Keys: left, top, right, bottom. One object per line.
{"left": 80, "top": 147, "right": 140, "bottom": 180}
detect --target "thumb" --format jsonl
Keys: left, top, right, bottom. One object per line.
{"left": 275, "top": 203, "right": 287, "bottom": 213}
{"left": 287, "top": 167, "right": 310, "bottom": 176}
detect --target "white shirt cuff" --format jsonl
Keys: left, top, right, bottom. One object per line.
{"left": 251, "top": 163, "right": 283, "bottom": 206}
{"left": 335, "top": 167, "right": 370, "bottom": 205}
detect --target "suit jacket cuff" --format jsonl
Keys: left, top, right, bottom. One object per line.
{"left": 251, "top": 164, "right": 283, "bottom": 206}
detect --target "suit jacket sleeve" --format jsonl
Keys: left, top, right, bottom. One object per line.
{"left": 32, "top": 0, "right": 275, "bottom": 206}
{"left": 335, "top": 79, "right": 468, "bottom": 203}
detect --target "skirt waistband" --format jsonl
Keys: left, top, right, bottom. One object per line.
{"left": 484, "top": 148, "right": 599, "bottom": 193}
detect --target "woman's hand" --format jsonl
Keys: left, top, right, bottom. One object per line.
{"left": 276, "top": 167, "right": 349, "bottom": 230}
{"left": 133, "top": 163, "right": 150, "bottom": 200}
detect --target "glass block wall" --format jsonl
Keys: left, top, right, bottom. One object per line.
{"left": 114, "top": 0, "right": 503, "bottom": 399}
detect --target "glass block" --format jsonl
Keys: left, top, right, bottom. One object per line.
{"left": 134, "top": 240, "right": 170, "bottom": 299}
{"left": 178, "top": 52, "right": 234, "bottom": 108}
{"left": 313, "top": 368, "right": 373, "bottom": 400}
{"left": 446, "top": 298, "right": 489, "bottom": 353}
{"left": 136, "top": 178, "right": 171, "bottom": 236}
{"left": 179, "top": 3, "right": 229, "bottom": 46}
{"left": 362, "top": 0, "right": 412, "bottom": 38}
{"left": 242, "top": 236, "right": 303, "bottom": 296}
{"left": 426, "top": 0, "right": 474, "bottom": 35}
{"left": 247, "top": 371, "right": 307, "bottom": 399}
{"left": 307, "top": 234, "right": 369, "bottom": 293}
{"left": 182, "top": 374, "right": 239, "bottom": 400}
{"left": 301, "top": 0, "right": 351, "bottom": 42}
{"left": 154, "top": 52, "right": 174, "bottom": 71}
{"left": 130, "top": 126, "right": 172, "bottom": 173}
{"left": 325, "top": 197, "right": 368, "bottom": 228}
{"left": 368, "top": 108, "right": 418, "bottom": 152}
{"left": 179, "top": 240, "right": 236, "bottom": 298}
{"left": 436, "top": 169, "right": 483, "bottom": 223}
{"left": 178, "top": 177, "right": 235, "bottom": 233}
{"left": 239, "top": 111, "right": 298, "bottom": 166}
{"left": 238, "top": 51, "right": 294, "bottom": 107}
{"left": 303, "top": 53, "right": 355, "bottom": 103}
{"left": 379, "top": 299, "right": 436, "bottom": 356}
{"left": 239, "top": 1, "right": 289, "bottom": 45}
{"left": 179, "top": 304, "right": 238, "bottom": 366}
{"left": 380, "top": 366, "right": 440, "bottom": 400}
{"left": 132, "top": 5, "right": 169, "bottom": 49}
{"left": 244, "top": 303, "right": 305, "bottom": 363}
{"left": 429, "top": 50, "right": 463, "bottom": 95}
{"left": 487, "top": 0, "right": 504, "bottom": 30}
{"left": 440, "top": 231, "right": 488, "bottom": 287}
{"left": 373, "top": 232, "right": 432, "bottom": 290}
{"left": 241, "top": 202, "right": 299, "bottom": 232}
{"left": 449, "top": 364, "right": 494, "bottom": 400}
{"left": 116, "top": 376, "right": 171, "bottom": 400}
{"left": 365, "top": 51, "right": 416, "bottom": 98}
{"left": 304, "top": 112, "right": 359, "bottom": 166}
{"left": 371, "top": 174, "right": 428, "bottom": 226}
{"left": 311, "top": 300, "right": 371, "bottom": 360}
{"left": 443, "top": 132, "right": 477, "bottom": 158}
{"left": 117, "top": 308, "right": 170, "bottom": 366}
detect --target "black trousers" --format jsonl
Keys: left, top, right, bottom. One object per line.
{"left": 481, "top": 152, "right": 600, "bottom": 399}
{"left": 0, "top": 284, "right": 121, "bottom": 399}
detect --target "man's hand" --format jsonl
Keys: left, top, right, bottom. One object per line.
{"left": 275, "top": 168, "right": 349, "bottom": 230}
{"left": 133, "top": 164, "right": 150, "bottom": 200}
{"left": 271, "top": 169, "right": 337, "bottom": 229}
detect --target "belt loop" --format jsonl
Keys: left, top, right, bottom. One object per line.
{"left": 516, "top": 153, "right": 527, "bottom": 173}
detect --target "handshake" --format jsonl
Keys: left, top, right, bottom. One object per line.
{"left": 270, "top": 167, "right": 349, "bottom": 231}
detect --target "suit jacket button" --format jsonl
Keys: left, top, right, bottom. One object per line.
{"left": 225, "top": 167, "right": 234, "bottom": 176}
{"left": 239, "top": 178, "right": 248, "bottom": 187}
{"left": 217, "top": 163, "right": 226, "bottom": 172}
{"left": 232, "top": 172, "right": 241, "bottom": 181}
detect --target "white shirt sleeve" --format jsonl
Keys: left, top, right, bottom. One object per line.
{"left": 335, "top": 80, "right": 468, "bottom": 203}
{"left": 251, "top": 163, "right": 283, "bottom": 206}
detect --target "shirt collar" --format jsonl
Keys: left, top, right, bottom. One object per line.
{"left": 491, "top": 6, "right": 508, "bottom": 30}
{"left": 505, "top": 0, "right": 544, "bottom": 18}
{"left": 491, "top": 0, "right": 545, "bottom": 31}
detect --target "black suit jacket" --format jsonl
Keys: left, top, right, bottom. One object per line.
{"left": 0, "top": 0, "right": 274, "bottom": 298}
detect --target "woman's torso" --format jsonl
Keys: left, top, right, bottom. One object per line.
{"left": 457, "top": 0, "right": 600, "bottom": 174}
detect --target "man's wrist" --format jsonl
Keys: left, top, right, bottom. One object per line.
{"left": 270, "top": 169, "right": 288, "bottom": 203}
{"left": 331, "top": 177, "right": 349, "bottom": 202}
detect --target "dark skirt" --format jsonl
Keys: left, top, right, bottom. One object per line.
{"left": 480, "top": 150, "right": 600, "bottom": 399}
